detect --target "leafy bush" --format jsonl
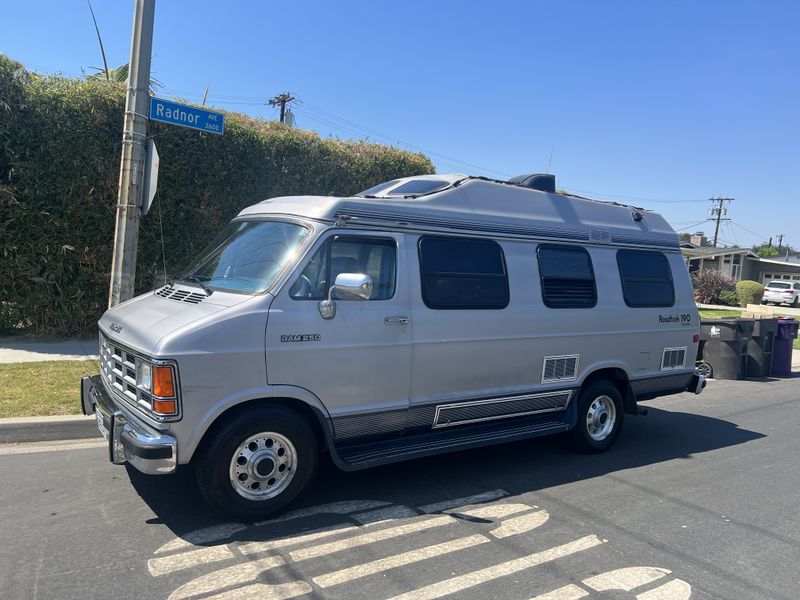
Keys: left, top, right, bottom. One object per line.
{"left": 718, "top": 289, "right": 739, "bottom": 307}
{"left": 736, "top": 280, "right": 764, "bottom": 307}
{"left": 0, "top": 55, "right": 434, "bottom": 335}
{"left": 692, "top": 269, "right": 736, "bottom": 304}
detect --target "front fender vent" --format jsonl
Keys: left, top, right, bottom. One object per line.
{"left": 155, "top": 285, "right": 206, "bottom": 304}
{"left": 542, "top": 354, "right": 579, "bottom": 383}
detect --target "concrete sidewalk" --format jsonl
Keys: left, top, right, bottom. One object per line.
{"left": 0, "top": 337, "right": 98, "bottom": 364}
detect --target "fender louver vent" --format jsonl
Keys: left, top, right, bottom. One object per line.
{"left": 542, "top": 355, "right": 579, "bottom": 383}
{"left": 661, "top": 347, "right": 686, "bottom": 370}
{"left": 155, "top": 286, "right": 206, "bottom": 304}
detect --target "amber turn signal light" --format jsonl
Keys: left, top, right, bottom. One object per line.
{"left": 153, "top": 398, "right": 177, "bottom": 415}
{"left": 152, "top": 365, "right": 176, "bottom": 398}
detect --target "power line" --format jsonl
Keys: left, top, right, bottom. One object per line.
{"left": 674, "top": 220, "right": 710, "bottom": 232}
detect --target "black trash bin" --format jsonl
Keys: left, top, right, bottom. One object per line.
{"left": 699, "top": 318, "right": 755, "bottom": 380}
{"left": 747, "top": 318, "right": 779, "bottom": 378}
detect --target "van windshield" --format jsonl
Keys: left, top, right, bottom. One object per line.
{"left": 178, "top": 220, "right": 310, "bottom": 294}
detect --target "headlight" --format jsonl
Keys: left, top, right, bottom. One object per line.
{"left": 136, "top": 359, "right": 152, "bottom": 391}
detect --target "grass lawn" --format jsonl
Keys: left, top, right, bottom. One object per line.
{"left": 0, "top": 360, "right": 98, "bottom": 418}
{"left": 698, "top": 309, "right": 742, "bottom": 319}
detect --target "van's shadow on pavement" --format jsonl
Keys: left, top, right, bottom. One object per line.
{"left": 127, "top": 405, "right": 765, "bottom": 540}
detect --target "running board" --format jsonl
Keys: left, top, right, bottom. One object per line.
{"left": 334, "top": 417, "right": 570, "bottom": 471}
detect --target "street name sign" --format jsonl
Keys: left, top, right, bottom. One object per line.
{"left": 149, "top": 97, "right": 224, "bottom": 135}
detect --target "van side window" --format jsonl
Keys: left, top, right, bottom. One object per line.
{"left": 617, "top": 250, "right": 675, "bottom": 307}
{"left": 536, "top": 245, "right": 597, "bottom": 308}
{"left": 289, "top": 236, "right": 396, "bottom": 300}
{"left": 418, "top": 236, "right": 509, "bottom": 309}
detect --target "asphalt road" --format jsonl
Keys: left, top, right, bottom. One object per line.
{"left": 1, "top": 377, "right": 798, "bottom": 600}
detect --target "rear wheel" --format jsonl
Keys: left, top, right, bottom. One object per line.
{"left": 196, "top": 406, "right": 318, "bottom": 521}
{"left": 571, "top": 380, "right": 624, "bottom": 453}
{"left": 792, "top": 296, "right": 799, "bottom": 308}
{"left": 696, "top": 362, "right": 713, "bottom": 379}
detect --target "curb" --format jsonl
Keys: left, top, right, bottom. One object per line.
{"left": 0, "top": 415, "right": 100, "bottom": 444}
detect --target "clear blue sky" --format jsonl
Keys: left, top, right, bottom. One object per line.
{"left": 3, "top": 0, "right": 798, "bottom": 249}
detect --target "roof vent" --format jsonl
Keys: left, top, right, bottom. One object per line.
{"left": 508, "top": 173, "right": 556, "bottom": 193}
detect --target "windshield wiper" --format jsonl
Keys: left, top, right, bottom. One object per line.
{"left": 178, "top": 275, "right": 214, "bottom": 296}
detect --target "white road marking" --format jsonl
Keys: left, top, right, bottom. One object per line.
{"left": 238, "top": 523, "right": 358, "bottom": 555}
{"left": 455, "top": 503, "right": 532, "bottom": 520}
{"left": 583, "top": 567, "right": 670, "bottom": 592}
{"left": 149, "top": 546, "right": 236, "bottom": 577}
{"left": 529, "top": 584, "right": 590, "bottom": 600}
{"left": 202, "top": 582, "right": 311, "bottom": 600}
{"left": 168, "top": 556, "right": 284, "bottom": 600}
{"left": 387, "top": 535, "right": 604, "bottom": 600}
{"left": 636, "top": 578, "right": 692, "bottom": 600}
{"left": 0, "top": 439, "right": 106, "bottom": 455}
{"left": 314, "top": 534, "right": 490, "bottom": 588}
{"left": 155, "top": 523, "right": 247, "bottom": 555}
{"left": 490, "top": 510, "right": 549, "bottom": 539}
{"left": 290, "top": 515, "right": 454, "bottom": 561}
{"left": 352, "top": 504, "right": 419, "bottom": 524}
{"left": 419, "top": 489, "right": 507, "bottom": 513}
{"left": 253, "top": 499, "right": 389, "bottom": 526}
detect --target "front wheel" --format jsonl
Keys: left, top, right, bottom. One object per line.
{"left": 196, "top": 406, "right": 318, "bottom": 521}
{"left": 570, "top": 381, "right": 624, "bottom": 453}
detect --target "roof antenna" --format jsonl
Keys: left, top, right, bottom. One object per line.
{"left": 545, "top": 145, "right": 555, "bottom": 175}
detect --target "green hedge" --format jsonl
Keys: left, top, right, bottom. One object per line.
{"left": 735, "top": 280, "right": 764, "bottom": 307}
{"left": 0, "top": 55, "right": 434, "bottom": 335}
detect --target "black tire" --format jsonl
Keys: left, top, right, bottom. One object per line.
{"left": 792, "top": 296, "right": 799, "bottom": 308}
{"left": 570, "top": 380, "right": 624, "bottom": 453}
{"left": 196, "top": 406, "right": 318, "bottom": 521}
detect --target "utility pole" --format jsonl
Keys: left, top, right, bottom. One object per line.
{"left": 776, "top": 233, "right": 785, "bottom": 251}
{"left": 267, "top": 92, "right": 296, "bottom": 123}
{"left": 108, "top": 0, "right": 156, "bottom": 307}
{"left": 709, "top": 197, "right": 733, "bottom": 248}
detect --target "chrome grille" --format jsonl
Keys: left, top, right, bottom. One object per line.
{"left": 99, "top": 332, "right": 154, "bottom": 413}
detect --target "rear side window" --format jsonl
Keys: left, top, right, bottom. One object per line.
{"left": 617, "top": 250, "right": 675, "bottom": 307}
{"left": 418, "top": 236, "right": 509, "bottom": 309}
{"left": 537, "top": 245, "right": 597, "bottom": 308}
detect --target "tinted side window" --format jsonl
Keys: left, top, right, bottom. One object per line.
{"left": 289, "top": 236, "right": 396, "bottom": 300}
{"left": 418, "top": 236, "right": 509, "bottom": 309}
{"left": 617, "top": 250, "right": 675, "bottom": 307}
{"left": 537, "top": 245, "right": 597, "bottom": 308}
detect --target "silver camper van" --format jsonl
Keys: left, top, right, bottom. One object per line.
{"left": 81, "top": 174, "right": 705, "bottom": 519}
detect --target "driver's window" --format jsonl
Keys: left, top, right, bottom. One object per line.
{"left": 289, "top": 236, "right": 397, "bottom": 300}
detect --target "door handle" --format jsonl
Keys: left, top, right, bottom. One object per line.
{"left": 384, "top": 316, "right": 409, "bottom": 326}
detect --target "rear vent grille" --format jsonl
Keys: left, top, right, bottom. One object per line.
{"left": 542, "top": 355, "right": 579, "bottom": 383}
{"left": 155, "top": 286, "right": 206, "bottom": 304}
{"left": 661, "top": 347, "right": 687, "bottom": 371}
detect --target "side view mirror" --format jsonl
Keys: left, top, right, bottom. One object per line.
{"left": 318, "top": 273, "right": 373, "bottom": 319}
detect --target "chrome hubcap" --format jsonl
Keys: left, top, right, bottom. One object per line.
{"left": 229, "top": 432, "right": 296, "bottom": 501}
{"left": 586, "top": 394, "right": 616, "bottom": 442}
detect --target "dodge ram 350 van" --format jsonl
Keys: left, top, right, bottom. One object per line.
{"left": 81, "top": 173, "right": 705, "bottom": 519}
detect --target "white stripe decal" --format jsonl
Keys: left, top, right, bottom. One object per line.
{"left": 314, "top": 534, "right": 489, "bottom": 588}
{"left": 490, "top": 510, "right": 549, "bottom": 539}
{"left": 238, "top": 523, "right": 358, "bottom": 555}
{"left": 167, "top": 557, "right": 284, "bottom": 600}
{"left": 583, "top": 567, "right": 669, "bottom": 592}
{"left": 148, "top": 546, "right": 235, "bottom": 577}
{"left": 419, "top": 489, "right": 508, "bottom": 513}
{"left": 202, "top": 581, "right": 311, "bottom": 600}
{"left": 529, "top": 584, "right": 590, "bottom": 600}
{"left": 387, "top": 535, "right": 604, "bottom": 600}
{"left": 290, "top": 515, "right": 453, "bottom": 561}
{"left": 155, "top": 523, "right": 247, "bottom": 555}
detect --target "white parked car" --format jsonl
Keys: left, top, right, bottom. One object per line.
{"left": 80, "top": 173, "right": 705, "bottom": 519}
{"left": 762, "top": 280, "right": 800, "bottom": 307}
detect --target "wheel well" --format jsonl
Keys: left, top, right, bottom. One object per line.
{"left": 581, "top": 368, "right": 636, "bottom": 415}
{"left": 195, "top": 397, "right": 329, "bottom": 460}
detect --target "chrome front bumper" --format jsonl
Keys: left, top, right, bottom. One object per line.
{"left": 81, "top": 375, "right": 177, "bottom": 475}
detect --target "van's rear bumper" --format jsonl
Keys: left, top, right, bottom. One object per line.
{"left": 631, "top": 371, "right": 705, "bottom": 401}
{"left": 81, "top": 375, "right": 177, "bottom": 474}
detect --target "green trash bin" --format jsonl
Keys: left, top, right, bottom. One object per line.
{"left": 699, "top": 318, "right": 755, "bottom": 380}
{"left": 747, "top": 318, "right": 778, "bottom": 378}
